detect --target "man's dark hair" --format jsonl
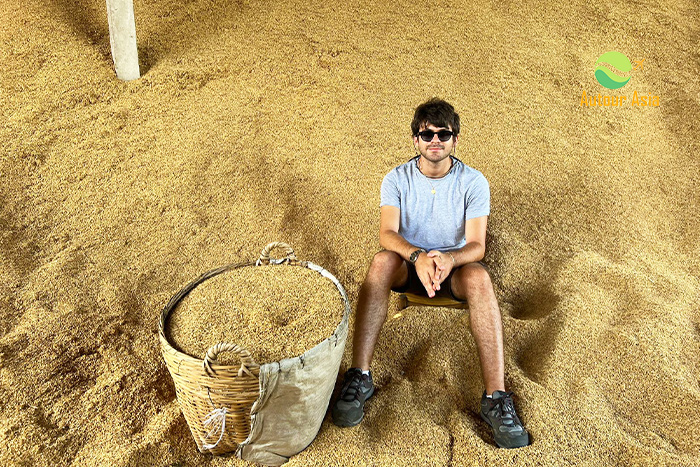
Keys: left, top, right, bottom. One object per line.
{"left": 411, "top": 98, "right": 460, "bottom": 136}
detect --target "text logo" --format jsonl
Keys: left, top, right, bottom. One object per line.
{"left": 595, "top": 51, "right": 632, "bottom": 89}
{"left": 580, "top": 52, "right": 658, "bottom": 107}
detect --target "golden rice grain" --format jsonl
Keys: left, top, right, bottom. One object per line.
{"left": 167, "top": 264, "right": 344, "bottom": 363}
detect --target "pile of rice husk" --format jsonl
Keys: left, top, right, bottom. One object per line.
{"left": 166, "top": 264, "right": 344, "bottom": 363}
{"left": 1, "top": 0, "right": 698, "bottom": 465}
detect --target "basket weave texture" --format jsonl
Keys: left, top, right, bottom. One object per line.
{"left": 158, "top": 242, "right": 345, "bottom": 456}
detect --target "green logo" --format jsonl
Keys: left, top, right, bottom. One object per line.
{"left": 595, "top": 51, "right": 632, "bottom": 89}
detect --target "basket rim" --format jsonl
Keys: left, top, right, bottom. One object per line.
{"left": 158, "top": 258, "right": 351, "bottom": 370}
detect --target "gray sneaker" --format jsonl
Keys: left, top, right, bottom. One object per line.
{"left": 480, "top": 390, "right": 530, "bottom": 448}
{"left": 332, "top": 368, "right": 375, "bottom": 427}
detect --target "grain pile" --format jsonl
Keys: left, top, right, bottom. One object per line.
{"left": 167, "top": 264, "right": 344, "bottom": 362}
{"left": 1, "top": 0, "right": 699, "bottom": 465}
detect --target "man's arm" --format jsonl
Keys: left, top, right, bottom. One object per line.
{"left": 379, "top": 205, "right": 417, "bottom": 260}
{"left": 379, "top": 205, "right": 439, "bottom": 297}
{"left": 430, "top": 215, "right": 488, "bottom": 286}
{"left": 450, "top": 215, "right": 488, "bottom": 267}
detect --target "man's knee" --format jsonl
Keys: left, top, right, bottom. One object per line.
{"left": 366, "top": 250, "right": 405, "bottom": 285}
{"left": 370, "top": 250, "right": 403, "bottom": 271}
{"left": 456, "top": 262, "right": 493, "bottom": 296}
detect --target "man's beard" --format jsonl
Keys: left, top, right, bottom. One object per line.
{"left": 421, "top": 148, "right": 450, "bottom": 163}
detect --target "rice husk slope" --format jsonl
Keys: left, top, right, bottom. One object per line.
{"left": 167, "top": 264, "right": 344, "bottom": 363}
{"left": 0, "top": 0, "right": 698, "bottom": 465}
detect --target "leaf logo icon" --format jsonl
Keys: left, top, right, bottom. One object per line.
{"left": 595, "top": 51, "right": 632, "bottom": 89}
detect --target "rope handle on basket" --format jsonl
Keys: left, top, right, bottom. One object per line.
{"left": 203, "top": 342, "right": 259, "bottom": 378}
{"left": 256, "top": 241, "right": 299, "bottom": 266}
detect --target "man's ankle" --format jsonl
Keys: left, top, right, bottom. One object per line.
{"left": 484, "top": 387, "right": 506, "bottom": 397}
{"left": 350, "top": 363, "right": 371, "bottom": 372}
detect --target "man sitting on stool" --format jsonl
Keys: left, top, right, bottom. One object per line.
{"left": 332, "top": 98, "right": 529, "bottom": 449}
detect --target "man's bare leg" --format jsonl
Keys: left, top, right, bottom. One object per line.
{"left": 333, "top": 251, "right": 408, "bottom": 427}
{"left": 452, "top": 263, "right": 529, "bottom": 448}
{"left": 351, "top": 250, "right": 408, "bottom": 371}
{"left": 451, "top": 263, "right": 505, "bottom": 394}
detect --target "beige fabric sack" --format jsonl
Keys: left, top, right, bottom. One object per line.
{"left": 237, "top": 262, "right": 350, "bottom": 465}
{"left": 236, "top": 263, "right": 348, "bottom": 464}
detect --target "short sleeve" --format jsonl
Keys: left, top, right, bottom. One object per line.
{"left": 380, "top": 170, "right": 401, "bottom": 208}
{"left": 465, "top": 173, "right": 490, "bottom": 220}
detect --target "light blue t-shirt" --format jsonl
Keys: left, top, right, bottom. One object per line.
{"left": 380, "top": 156, "right": 490, "bottom": 252}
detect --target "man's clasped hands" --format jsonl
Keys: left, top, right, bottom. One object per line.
{"left": 412, "top": 250, "right": 456, "bottom": 298}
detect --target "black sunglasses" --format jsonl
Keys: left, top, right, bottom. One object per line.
{"left": 417, "top": 130, "right": 454, "bottom": 142}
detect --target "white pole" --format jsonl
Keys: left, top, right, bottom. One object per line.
{"left": 106, "top": 0, "right": 140, "bottom": 80}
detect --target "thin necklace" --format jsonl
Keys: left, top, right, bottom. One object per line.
{"left": 417, "top": 157, "right": 453, "bottom": 195}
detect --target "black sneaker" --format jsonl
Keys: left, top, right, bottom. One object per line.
{"left": 331, "top": 368, "right": 375, "bottom": 427}
{"left": 480, "top": 390, "right": 530, "bottom": 448}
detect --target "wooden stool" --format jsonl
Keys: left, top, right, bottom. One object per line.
{"left": 397, "top": 292, "right": 468, "bottom": 310}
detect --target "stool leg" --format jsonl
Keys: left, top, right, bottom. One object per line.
{"left": 398, "top": 294, "right": 408, "bottom": 310}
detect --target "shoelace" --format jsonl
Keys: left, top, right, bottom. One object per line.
{"left": 341, "top": 370, "right": 364, "bottom": 402}
{"left": 495, "top": 392, "right": 517, "bottom": 426}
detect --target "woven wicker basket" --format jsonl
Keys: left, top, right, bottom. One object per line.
{"left": 158, "top": 242, "right": 346, "bottom": 457}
